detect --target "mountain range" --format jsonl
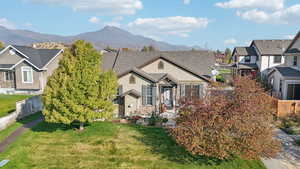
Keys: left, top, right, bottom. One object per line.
{"left": 0, "top": 26, "right": 202, "bottom": 51}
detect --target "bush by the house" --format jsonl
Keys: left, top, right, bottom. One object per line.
{"left": 171, "top": 76, "right": 281, "bottom": 160}
{"left": 43, "top": 40, "right": 118, "bottom": 131}
{"left": 279, "top": 114, "right": 300, "bottom": 135}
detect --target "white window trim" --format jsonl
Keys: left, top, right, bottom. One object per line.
{"left": 21, "top": 66, "right": 33, "bottom": 84}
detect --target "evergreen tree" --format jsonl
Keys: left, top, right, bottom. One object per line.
{"left": 43, "top": 40, "right": 118, "bottom": 130}
{"left": 0, "top": 41, "right": 4, "bottom": 49}
{"left": 225, "top": 48, "right": 232, "bottom": 63}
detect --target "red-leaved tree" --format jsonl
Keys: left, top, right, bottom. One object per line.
{"left": 171, "top": 76, "right": 281, "bottom": 160}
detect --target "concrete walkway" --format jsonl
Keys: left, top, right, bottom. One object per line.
{"left": 0, "top": 118, "right": 43, "bottom": 153}
{"left": 262, "top": 129, "right": 300, "bottom": 169}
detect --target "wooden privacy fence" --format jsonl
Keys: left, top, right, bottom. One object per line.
{"left": 278, "top": 100, "right": 300, "bottom": 117}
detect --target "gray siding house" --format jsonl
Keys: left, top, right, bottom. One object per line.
{"left": 232, "top": 46, "right": 258, "bottom": 76}
{"left": 0, "top": 45, "right": 63, "bottom": 94}
{"left": 103, "top": 51, "right": 215, "bottom": 117}
{"left": 268, "top": 31, "right": 300, "bottom": 100}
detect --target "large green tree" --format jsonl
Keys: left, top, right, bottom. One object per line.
{"left": 43, "top": 40, "right": 118, "bottom": 130}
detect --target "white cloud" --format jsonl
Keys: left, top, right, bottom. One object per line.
{"left": 216, "top": 0, "right": 284, "bottom": 10}
{"left": 284, "top": 35, "right": 295, "bottom": 39}
{"left": 89, "top": 16, "right": 100, "bottom": 23}
{"left": 224, "top": 38, "right": 237, "bottom": 45}
{"left": 27, "top": 0, "right": 143, "bottom": 15}
{"left": 105, "top": 22, "right": 121, "bottom": 27}
{"left": 24, "top": 22, "right": 33, "bottom": 27}
{"left": 128, "top": 16, "right": 210, "bottom": 38}
{"left": 237, "top": 4, "right": 300, "bottom": 24}
{"left": 183, "top": 0, "right": 191, "bottom": 5}
{"left": 0, "top": 18, "right": 16, "bottom": 29}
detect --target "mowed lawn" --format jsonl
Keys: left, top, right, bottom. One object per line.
{"left": 0, "top": 122, "right": 266, "bottom": 169}
{"left": 0, "top": 95, "right": 32, "bottom": 118}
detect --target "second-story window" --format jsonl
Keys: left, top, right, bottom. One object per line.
{"left": 274, "top": 56, "right": 282, "bottom": 63}
{"left": 245, "top": 56, "right": 251, "bottom": 63}
{"left": 293, "top": 56, "right": 298, "bottom": 66}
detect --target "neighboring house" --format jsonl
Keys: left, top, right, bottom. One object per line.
{"left": 0, "top": 45, "right": 63, "bottom": 94}
{"left": 103, "top": 51, "right": 215, "bottom": 117}
{"left": 251, "top": 40, "right": 292, "bottom": 77}
{"left": 268, "top": 32, "right": 300, "bottom": 100}
{"left": 232, "top": 46, "right": 258, "bottom": 76}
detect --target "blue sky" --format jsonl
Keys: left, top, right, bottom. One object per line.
{"left": 0, "top": 0, "right": 300, "bottom": 50}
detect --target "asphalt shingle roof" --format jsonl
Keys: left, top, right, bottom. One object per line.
{"left": 275, "top": 67, "right": 300, "bottom": 78}
{"left": 0, "top": 64, "right": 14, "bottom": 69}
{"left": 252, "top": 40, "right": 292, "bottom": 55}
{"left": 12, "top": 45, "right": 62, "bottom": 69}
{"left": 234, "top": 47, "right": 257, "bottom": 56}
{"left": 103, "top": 51, "right": 215, "bottom": 78}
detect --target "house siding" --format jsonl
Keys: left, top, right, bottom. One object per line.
{"left": 141, "top": 59, "right": 205, "bottom": 82}
{"left": 0, "top": 48, "right": 23, "bottom": 65}
{"left": 14, "top": 62, "right": 42, "bottom": 90}
{"left": 118, "top": 73, "right": 155, "bottom": 116}
{"left": 238, "top": 55, "right": 257, "bottom": 64}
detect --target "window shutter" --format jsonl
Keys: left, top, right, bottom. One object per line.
{"left": 142, "top": 85, "right": 146, "bottom": 106}
{"left": 152, "top": 86, "right": 156, "bottom": 106}
{"left": 180, "top": 84, "right": 185, "bottom": 98}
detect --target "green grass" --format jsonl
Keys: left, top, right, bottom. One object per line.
{"left": 0, "top": 95, "right": 32, "bottom": 118}
{"left": 0, "top": 122, "right": 266, "bottom": 169}
{"left": 219, "top": 69, "right": 232, "bottom": 74}
{"left": 0, "top": 112, "right": 43, "bottom": 142}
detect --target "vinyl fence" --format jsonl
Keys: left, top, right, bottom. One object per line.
{"left": 0, "top": 96, "right": 43, "bottom": 131}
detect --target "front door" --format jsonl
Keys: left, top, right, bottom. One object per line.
{"left": 162, "top": 87, "right": 173, "bottom": 109}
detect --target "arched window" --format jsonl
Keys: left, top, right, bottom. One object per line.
{"left": 129, "top": 75, "right": 136, "bottom": 84}
{"left": 158, "top": 61, "right": 164, "bottom": 69}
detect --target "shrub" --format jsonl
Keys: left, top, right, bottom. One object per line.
{"left": 171, "top": 76, "right": 281, "bottom": 160}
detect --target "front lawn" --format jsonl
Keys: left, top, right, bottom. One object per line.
{"left": 0, "top": 122, "right": 266, "bottom": 169}
{"left": 0, "top": 95, "right": 32, "bottom": 118}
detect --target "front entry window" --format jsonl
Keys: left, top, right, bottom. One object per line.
{"left": 162, "top": 87, "right": 173, "bottom": 108}
{"left": 146, "top": 86, "right": 153, "bottom": 105}
{"left": 21, "top": 66, "right": 33, "bottom": 83}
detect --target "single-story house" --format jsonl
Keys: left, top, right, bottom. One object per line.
{"left": 103, "top": 51, "right": 215, "bottom": 117}
{"left": 0, "top": 45, "right": 63, "bottom": 94}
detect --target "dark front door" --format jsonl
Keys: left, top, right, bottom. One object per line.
{"left": 162, "top": 87, "right": 173, "bottom": 109}
{"left": 287, "top": 84, "right": 300, "bottom": 100}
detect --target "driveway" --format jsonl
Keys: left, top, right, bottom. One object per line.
{"left": 262, "top": 129, "right": 300, "bottom": 169}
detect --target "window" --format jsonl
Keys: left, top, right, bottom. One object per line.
{"left": 293, "top": 56, "right": 298, "bottom": 66}
{"left": 129, "top": 75, "right": 136, "bottom": 84}
{"left": 244, "top": 56, "right": 251, "bottom": 63}
{"left": 181, "top": 84, "right": 203, "bottom": 99}
{"left": 279, "top": 80, "right": 282, "bottom": 92}
{"left": 146, "top": 86, "right": 153, "bottom": 105}
{"left": 158, "top": 61, "right": 164, "bottom": 69}
{"left": 4, "top": 71, "right": 13, "bottom": 81}
{"left": 274, "top": 56, "right": 282, "bottom": 63}
{"left": 21, "top": 66, "right": 33, "bottom": 83}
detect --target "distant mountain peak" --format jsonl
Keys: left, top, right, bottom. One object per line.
{"left": 0, "top": 26, "right": 196, "bottom": 51}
